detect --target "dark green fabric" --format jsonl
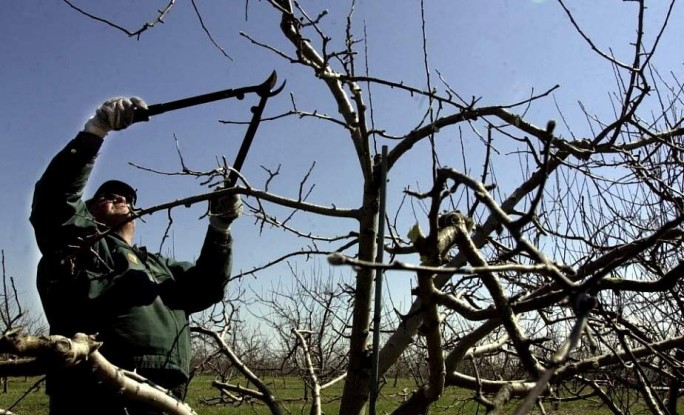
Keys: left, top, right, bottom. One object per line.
{"left": 30, "top": 132, "right": 233, "bottom": 391}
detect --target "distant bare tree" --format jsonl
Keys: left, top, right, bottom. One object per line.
{"left": 0, "top": 251, "right": 45, "bottom": 336}
{"left": 0, "top": 250, "right": 47, "bottom": 397}
{"left": 254, "top": 264, "right": 352, "bottom": 389}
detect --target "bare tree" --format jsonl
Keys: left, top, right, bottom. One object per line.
{"left": 6, "top": 1, "right": 684, "bottom": 414}
{"left": 0, "top": 251, "right": 46, "bottom": 337}
{"left": 254, "top": 264, "right": 352, "bottom": 391}
{"left": 0, "top": 250, "right": 47, "bottom": 398}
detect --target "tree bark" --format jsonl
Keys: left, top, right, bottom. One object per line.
{"left": 339, "top": 180, "right": 379, "bottom": 415}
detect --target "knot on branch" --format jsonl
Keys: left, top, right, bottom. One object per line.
{"left": 0, "top": 330, "right": 101, "bottom": 369}
{"left": 438, "top": 211, "right": 475, "bottom": 232}
{"left": 410, "top": 211, "right": 475, "bottom": 265}
{"left": 572, "top": 292, "right": 597, "bottom": 317}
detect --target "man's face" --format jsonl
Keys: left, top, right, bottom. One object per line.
{"left": 91, "top": 193, "right": 135, "bottom": 227}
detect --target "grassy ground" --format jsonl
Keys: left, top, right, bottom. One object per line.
{"left": 185, "top": 375, "right": 479, "bottom": 415}
{"left": 0, "top": 375, "right": 677, "bottom": 414}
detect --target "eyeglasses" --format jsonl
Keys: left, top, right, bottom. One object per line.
{"left": 98, "top": 193, "right": 134, "bottom": 206}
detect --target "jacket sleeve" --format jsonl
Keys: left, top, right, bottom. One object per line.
{"left": 30, "top": 132, "right": 104, "bottom": 254}
{"left": 160, "top": 228, "right": 234, "bottom": 313}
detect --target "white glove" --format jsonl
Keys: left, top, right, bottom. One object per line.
{"left": 208, "top": 190, "right": 243, "bottom": 234}
{"left": 84, "top": 97, "right": 147, "bottom": 138}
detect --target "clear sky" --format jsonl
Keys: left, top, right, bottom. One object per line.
{"left": 2, "top": 1, "right": 683, "bottom": 323}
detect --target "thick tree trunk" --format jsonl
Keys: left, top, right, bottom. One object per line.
{"left": 666, "top": 348, "right": 684, "bottom": 414}
{"left": 339, "top": 181, "right": 379, "bottom": 415}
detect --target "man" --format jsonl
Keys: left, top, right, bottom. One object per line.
{"left": 30, "top": 97, "right": 242, "bottom": 414}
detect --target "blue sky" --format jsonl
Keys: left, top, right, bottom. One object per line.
{"left": 2, "top": 1, "right": 683, "bottom": 323}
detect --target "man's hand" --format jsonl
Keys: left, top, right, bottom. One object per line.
{"left": 84, "top": 97, "right": 147, "bottom": 138}
{"left": 209, "top": 190, "right": 243, "bottom": 233}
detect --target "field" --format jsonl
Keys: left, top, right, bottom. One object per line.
{"left": 0, "top": 375, "right": 675, "bottom": 414}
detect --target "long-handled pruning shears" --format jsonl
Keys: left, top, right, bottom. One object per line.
{"left": 132, "top": 71, "right": 286, "bottom": 185}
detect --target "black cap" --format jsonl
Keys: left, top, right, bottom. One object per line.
{"left": 89, "top": 180, "right": 137, "bottom": 206}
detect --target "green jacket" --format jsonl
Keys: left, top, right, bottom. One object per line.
{"left": 30, "top": 132, "right": 233, "bottom": 385}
